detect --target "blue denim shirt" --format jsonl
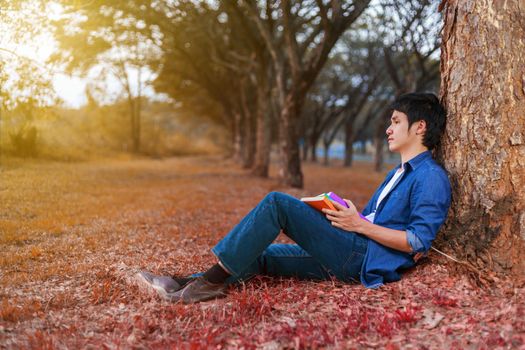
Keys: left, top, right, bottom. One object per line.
{"left": 360, "top": 151, "right": 451, "bottom": 288}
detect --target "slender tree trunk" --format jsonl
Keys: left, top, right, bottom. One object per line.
{"left": 252, "top": 57, "right": 273, "bottom": 177}
{"left": 133, "top": 96, "right": 141, "bottom": 153}
{"left": 309, "top": 133, "right": 319, "bottom": 162}
{"left": 374, "top": 125, "right": 385, "bottom": 172}
{"left": 278, "top": 94, "right": 303, "bottom": 188}
{"left": 251, "top": 86, "right": 272, "bottom": 177}
{"left": 0, "top": 105, "right": 3, "bottom": 168}
{"left": 240, "top": 85, "right": 255, "bottom": 169}
{"left": 310, "top": 138, "right": 318, "bottom": 162}
{"left": 374, "top": 111, "right": 388, "bottom": 172}
{"left": 359, "top": 140, "right": 367, "bottom": 155}
{"left": 241, "top": 112, "right": 256, "bottom": 169}
{"left": 437, "top": 0, "right": 525, "bottom": 274}
{"left": 344, "top": 118, "right": 354, "bottom": 167}
{"left": 323, "top": 140, "right": 330, "bottom": 166}
{"left": 135, "top": 68, "right": 142, "bottom": 153}
{"left": 232, "top": 111, "right": 243, "bottom": 162}
{"left": 127, "top": 96, "right": 138, "bottom": 153}
{"left": 374, "top": 138, "right": 384, "bottom": 172}
{"left": 226, "top": 118, "right": 235, "bottom": 158}
{"left": 302, "top": 139, "right": 309, "bottom": 161}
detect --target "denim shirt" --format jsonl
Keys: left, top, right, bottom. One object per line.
{"left": 359, "top": 151, "right": 451, "bottom": 289}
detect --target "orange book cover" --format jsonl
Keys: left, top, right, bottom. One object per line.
{"left": 300, "top": 195, "right": 337, "bottom": 211}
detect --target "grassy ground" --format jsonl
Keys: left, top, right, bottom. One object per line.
{"left": 0, "top": 156, "right": 523, "bottom": 349}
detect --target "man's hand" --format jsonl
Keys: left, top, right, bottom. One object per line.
{"left": 322, "top": 199, "right": 364, "bottom": 233}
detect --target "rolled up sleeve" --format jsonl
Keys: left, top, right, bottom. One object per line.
{"left": 406, "top": 169, "right": 451, "bottom": 253}
{"left": 406, "top": 229, "right": 425, "bottom": 253}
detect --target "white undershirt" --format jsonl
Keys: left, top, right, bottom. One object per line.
{"left": 365, "top": 165, "right": 405, "bottom": 223}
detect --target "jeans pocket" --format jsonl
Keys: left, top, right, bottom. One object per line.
{"left": 342, "top": 251, "right": 365, "bottom": 282}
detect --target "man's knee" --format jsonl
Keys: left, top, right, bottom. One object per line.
{"left": 263, "top": 191, "right": 291, "bottom": 204}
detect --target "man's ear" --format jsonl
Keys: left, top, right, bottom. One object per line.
{"left": 416, "top": 120, "right": 427, "bottom": 135}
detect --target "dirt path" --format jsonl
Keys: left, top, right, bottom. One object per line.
{"left": 0, "top": 156, "right": 523, "bottom": 349}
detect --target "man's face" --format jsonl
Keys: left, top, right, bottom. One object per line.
{"left": 386, "top": 110, "right": 423, "bottom": 153}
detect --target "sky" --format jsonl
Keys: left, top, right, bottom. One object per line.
{"left": 52, "top": 74, "right": 89, "bottom": 108}
{"left": 0, "top": 4, "right": 158, "bottom": 110}
{"left": 0, "top": 3, "right": 86, "bottom": 108}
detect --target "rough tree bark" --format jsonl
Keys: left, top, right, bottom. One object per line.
{"left": 437, "top": 0, "right": 525, "bottom": 275}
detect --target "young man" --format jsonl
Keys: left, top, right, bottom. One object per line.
{"left": 136, "top": 92, "right": 451, "bottom": 303}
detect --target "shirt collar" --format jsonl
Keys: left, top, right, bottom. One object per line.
{"left": 398, "top": 150, "right": 432, "bottom": 171}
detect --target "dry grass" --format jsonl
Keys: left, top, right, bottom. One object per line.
{"left": 0, "top": 156, "right": 523, "bottom": 349}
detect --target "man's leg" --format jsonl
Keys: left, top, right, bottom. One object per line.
{"left": 163, "top": 192, "right": 367, "bottom": 303}
{"left": 212, "top": 191, "right": 367, "bottom": 283}
{"left": 223, "top": 243, "right": 333, "bottom": 284}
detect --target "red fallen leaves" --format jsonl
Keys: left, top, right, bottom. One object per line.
{"left": 394, "top": 306, "right": 419, "bottom": 323}
{"left": 269, "top": 318, "right": 336, "bottom": 348}
{"left": 229, "top": 284, "right": 274, "bottom": 321}
{"left": 1, "top": 157, "right": 524, "bottom": 349}
{"left": 431, "top": 290, "right": 458, "bottom": 307}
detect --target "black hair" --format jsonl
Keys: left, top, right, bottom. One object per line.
{"left": 390, "top": 92, "right": 446, "bottom": 150}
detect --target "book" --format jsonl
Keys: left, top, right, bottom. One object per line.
{"left": 300, "top": 192, "right": 370, "bottom": 222}
{"left": 300, "top": 192, "right": 349, "bottom": 211}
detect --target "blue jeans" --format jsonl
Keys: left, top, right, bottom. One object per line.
{"left": 210, "top": 192, "right": 368, "bottom": 284}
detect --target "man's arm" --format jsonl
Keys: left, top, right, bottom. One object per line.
{"left": 357, "top": 220, "right": 412, "bottom": 253}
{"left": 323, "top": 200, "right": 412, "bottom": 253}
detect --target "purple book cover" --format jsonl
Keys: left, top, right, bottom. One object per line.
{"left": 326, "top": 192, "right": 369, "bottom": 221}
{"left": 326, "top": 192, "right": 349, "bottom": 208}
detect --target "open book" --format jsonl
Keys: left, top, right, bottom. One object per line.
{"left": 301, "top": 192, "right": 370, "bottom": 221}
{"left": 300, "top": 192, "right": 348, "bottom": 211}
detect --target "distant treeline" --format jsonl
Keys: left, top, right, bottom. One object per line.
{"left": 1, "top": 1, "right": 440, "bottom": 187}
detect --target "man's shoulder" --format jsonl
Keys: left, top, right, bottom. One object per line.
{"left": 416, "top": 156, "right": 447, "bottom": 175}
{"left": 413, "top": 158, "right": 451, "bottom": 190}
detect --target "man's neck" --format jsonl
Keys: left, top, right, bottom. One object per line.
{"left": 399, "top": 146, "right": 429, "bottom": 165}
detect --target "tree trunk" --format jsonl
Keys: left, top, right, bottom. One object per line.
{"left": 374, "top": 116, "right": 387, "bottom": 172}
{"left": 344, "top": 118, "right": 354, "bottom": 167}
{"left": 232, "top": 111, "right": 243, "bottom": 162}
{"left": 437, "top": 0, "right": 525, "bottom": 274}
{"left": 302, "top": 139, "right": 309, "bottom": 161}
{"left": 359, "top": 140, "right": 367, "bottom": 155}
{"left": 374, "top": 137, "right": 384, "bottom": 172}
{"left": 310, "top": 137, "right": 318, "bottom": 162}
{"left": 127, "top": 97, "right": 140, "bottom": 154}
{"left": 309, "top": 132, "right": 319, "bottom": 162}
{"left": 278, "top": 95, "right": 303, "bottom": 188}
{"left": 134, "top": 69, "right": 143, "bottom": 154}
{"left": 251, "top": 84, "right": 272, "bottom": 177}
{"left": 323, "top": 141, "right": 330, "bottom": 166}
{"left": 241, "top": 112, "right": 256, "bottom": 169}
{"left": 134, "top": 96, "right": 141, "bottom": 153}
{"left": 240, "top": 86, "right": 255, "bottom": 169}
{"left": 0, "top": 105, "right": 3, "bottom": 168}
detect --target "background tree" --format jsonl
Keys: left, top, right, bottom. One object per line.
{"left": 51, "top": 0, "right": 162, "bottom": 153}
{"left": 0, "top": 1, "right": 58, "bottom": 160}
{"left": 147, "top": 1, "right": 264, "bottom": 168}
{"left": 299, "top": 0, "right": 439, "bottom": 171}
{"left": 371, "top": 0, "right": 441, "bottom": 171}
{"left": 437, "top": 0, "right": 525, "bottom": 277}
{"left": 241, "top": 0, "right": 371, "bottom": 187}
{"left": 300, "top": 73, "right": 342, "bottom": 163}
